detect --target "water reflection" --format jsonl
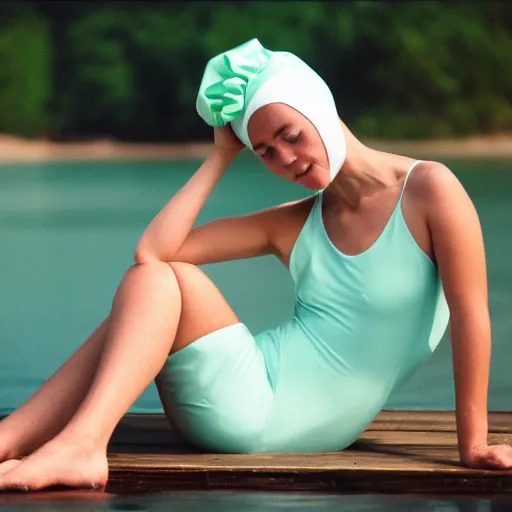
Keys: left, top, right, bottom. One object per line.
{"left": 0, "top": 490, "right": 507, "bottom": 512}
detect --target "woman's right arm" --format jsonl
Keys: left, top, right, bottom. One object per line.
{"left": 135, "top": 143, "right": 237, "bottom": 264}
{"left": 134, "top": 127, "right": 289, "bottom": 266}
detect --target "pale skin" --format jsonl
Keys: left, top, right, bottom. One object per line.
{"left": 0, "top": 103, "right": 511, "bottom": 493}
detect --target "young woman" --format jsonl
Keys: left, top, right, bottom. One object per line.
{"left": 0, "top": 39, "right": 511, "bottom": 492}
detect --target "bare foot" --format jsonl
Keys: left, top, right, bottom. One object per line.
{"left": 0, "top": 460, "right": 22, "bottom": 476}
{"left": 0, "top": 435, "right": 22, "bottom": 463}
{"left": 0, "top": 438, "right": 108, "bottom": 492}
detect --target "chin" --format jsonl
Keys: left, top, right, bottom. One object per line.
{"left": 300, "top": 172, "right": 331, "bottom": 190}
{"left": 302, "top": 182, "right": 326, "bottom": 191}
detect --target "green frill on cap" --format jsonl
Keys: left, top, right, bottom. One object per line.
{"left": 196, "top": 38, "right": 275, "bottom": 127}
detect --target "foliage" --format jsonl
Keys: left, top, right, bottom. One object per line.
{"left": 0, "top": 2, "right": 511, "bottom": 140}
{"left": 0, "top": 4, "right": 51, "bottom": 136}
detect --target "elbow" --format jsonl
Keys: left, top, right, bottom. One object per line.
{"left": 134, "top": 234, "right": 159, "bottom": 264}
{"left": 134, "top": 245, "right": 159, "bottom": 265}
{"left": 134, "top": 245, "right": 177, "bottom": 265}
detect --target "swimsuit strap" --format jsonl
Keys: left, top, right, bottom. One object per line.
{"left": 398, "top": 160, "right": 423, "bottom": 203}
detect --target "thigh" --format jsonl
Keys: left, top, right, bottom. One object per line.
{"left": 156, "top": 263, "right": 273, "bottom": 453}
{"left": 157, "top": 322, "right": 273, "bottom": 453}
{"left": 167, "top": 262, "right": 240, "bottom": 354}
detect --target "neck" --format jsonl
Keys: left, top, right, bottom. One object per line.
{"left": 325, "top": 125, "right": 406, "bottom": 210}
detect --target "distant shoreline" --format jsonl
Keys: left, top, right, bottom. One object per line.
{"left": 0, "top": 134, "right": 511, "bottom": 164}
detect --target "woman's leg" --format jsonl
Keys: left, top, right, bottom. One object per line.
{"left": 0, "top": 319, "right": 109, "bottom": 462}
{"left": 0, "top": 261, "right": 240, "bottom": 491}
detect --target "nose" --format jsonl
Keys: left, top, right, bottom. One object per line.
{"left": 278, "top": 145, "right": 297, "bottom": 168}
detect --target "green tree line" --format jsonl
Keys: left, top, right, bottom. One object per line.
{"left": 0, "top": 1, "right": 511, "bottom": 141}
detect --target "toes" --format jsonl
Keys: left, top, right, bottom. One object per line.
{"left": 0, "top": 473, "right": 105, "bottom": 493}
{"left": 0, "top": 468, "right": 40, "bottom": 493}
{"left": 0, "top": 479, "right": 30, "bottom": 493}
{"left": 0, "top": 445, "right": 108, "bottom": 493}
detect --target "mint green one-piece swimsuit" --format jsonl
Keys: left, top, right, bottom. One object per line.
{"left": 158, "top": 161, "right": 450, "bottom": 453}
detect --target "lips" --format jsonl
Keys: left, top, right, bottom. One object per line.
{"left": 295, "top": 163, "right": 312, "bottom": 180}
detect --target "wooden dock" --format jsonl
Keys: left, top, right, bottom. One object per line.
{"left": 106, "top": 411, "right": 512, "bottom": 495}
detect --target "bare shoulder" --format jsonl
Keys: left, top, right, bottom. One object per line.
{"left": 403, "top": 160, "right": 478, "bottom": 226}
{"left": 263, "top": 194, "right": 317, "bottom": 265}
{"left": 409, "top": 159, "right": 480, "bottom": 227}
{"left": 414, "top": 160, "right": 481, "bottom": 232}
{"left": 406, "top": 160, "right": 467, "bottom": 206}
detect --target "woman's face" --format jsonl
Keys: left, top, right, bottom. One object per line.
{"left": 247, "top": 103, "right": 330, "bottom": 190}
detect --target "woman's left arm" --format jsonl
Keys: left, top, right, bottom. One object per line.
{"left": 426, "top": 163, "right": 512, "bottom": 469}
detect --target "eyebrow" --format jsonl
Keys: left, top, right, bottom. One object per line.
{"left": 252, "top": 124, "right": 290, "bottom": 151}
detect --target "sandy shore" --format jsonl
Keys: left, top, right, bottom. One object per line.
{"left": 0, "top": 134, "right": 511, "bottom": 164}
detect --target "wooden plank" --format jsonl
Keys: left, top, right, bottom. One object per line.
{"left": 106, "top": 469, "right": 512, "bottom": 495}
{"left": 4, "top": 410, "right": 512, "bottom": 439}
{"left": 369, "top": 410, "right": 512, "bottom": 433}
{"left": 2, "top": 411, "right": 512, "bottom": 494}
{"left": 105, "top": 417, "right": 512, "bottom": 494}
{"left": 107, "top": 431, "right": 512, "bottom": 471}
{"left": 109, "top": 411, "right": 512, "bottom": 442}
{"left": 358, "top": 430, "right": 512, "bottom": 447}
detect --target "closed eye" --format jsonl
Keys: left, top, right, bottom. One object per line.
{"left": 257, "top": 131, "right": 301, "bottom": 159}
{"left": 283, "top": 131, "right": 301, "bottom": 143}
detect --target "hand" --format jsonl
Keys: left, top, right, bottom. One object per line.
{"left": 461, "top": 443, "right": 512, "bottom": 469}
{"left": 213, "top": 126, "right": 245, "bottom": 155}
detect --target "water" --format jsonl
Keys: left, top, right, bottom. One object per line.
{"left": 0, "top": 490, "right": 510, "bottom": 512}
{"left": 0, "top": 156, "right": 511, "bottom": 414}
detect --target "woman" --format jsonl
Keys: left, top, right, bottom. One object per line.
{"left": 0, "top": 38, "right": 511, "bottom": 492}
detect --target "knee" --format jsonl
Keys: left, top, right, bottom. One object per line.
{"left": 127, "top": 261, "right": 180, "bottom": 291}
{"left": 167, "top": 261, "right": 206, "bottom": 285}
{"left": 167, "top": 261, "right": 197, "bottom": 276}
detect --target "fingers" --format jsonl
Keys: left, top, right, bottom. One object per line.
{"left": 462, "top": 444, "right": 512, "bottom": 470}
{"left": 475, "top": 445, "right": 512, "bottom": 469}
{"left": 491, "top": 445, "right": 512, "bottom": 469}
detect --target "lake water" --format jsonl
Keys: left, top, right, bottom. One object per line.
{"left": 1, "top": 490, "right": 510, "bottom": 512}
{"left": 0, "top": 156, "right": 511, "bottom": 414}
